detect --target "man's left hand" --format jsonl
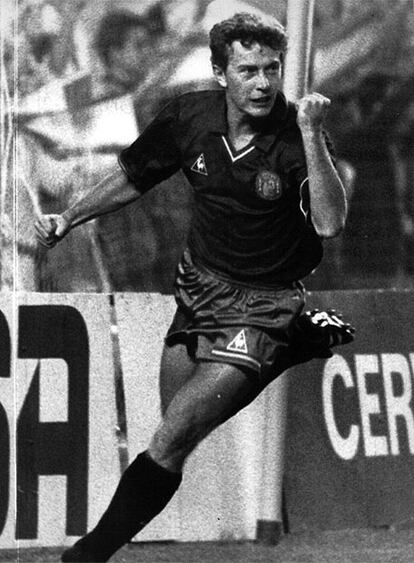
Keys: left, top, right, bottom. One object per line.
{"left": 296, "top": 92, "right": 331, "bottom": 131}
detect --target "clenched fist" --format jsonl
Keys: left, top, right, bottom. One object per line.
{"left": 296, "top": 92, "right": 331, "bottom": 131}
{"left": 35, "top": 214, "right": 71, "bottom": 248}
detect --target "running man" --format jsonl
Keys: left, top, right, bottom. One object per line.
{"left": 35, "top": 13, "right": 354, "bottom": 562}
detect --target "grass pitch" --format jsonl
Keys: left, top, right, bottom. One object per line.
{"left": 1, "top": 528, "right": 414, "bottom": 562}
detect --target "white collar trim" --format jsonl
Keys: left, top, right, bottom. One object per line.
{"left": 221, "top": 136, "right": 255, "bottom": 163}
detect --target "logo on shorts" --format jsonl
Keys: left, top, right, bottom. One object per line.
{"left": 191, "top": 154, "right": 208, "bottom": 176}
{"left": 227, "top": 329, "right": 248, "bottom": 354}
{"left": 255, "top": 170, "right": 282, "bottom": 200}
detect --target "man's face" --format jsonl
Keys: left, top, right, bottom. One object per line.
{"left": 214, "top": 41, "right": 283, "bottom": 120}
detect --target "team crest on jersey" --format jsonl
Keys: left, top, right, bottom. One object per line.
{"left": 191, "top": 153, "right": 208, "bottom": 176}
{"left": 255, "top": 170, "right": 282, "bottom": 200}
{"left": 227, "top": 330, "right": 248, "bottom": 354}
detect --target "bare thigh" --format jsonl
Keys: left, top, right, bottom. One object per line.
{"left": 158, "top": 341, "right": 197, "bottom": 415}
{"left": 158, "top": 337, "right": 292, "bottom": 416}
{"left": 149, "top": 360, "right": 262, "bottom": 473}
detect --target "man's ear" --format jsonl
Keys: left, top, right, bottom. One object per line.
{"left": 212, "top": 64, "right": 227, "bottom": 88}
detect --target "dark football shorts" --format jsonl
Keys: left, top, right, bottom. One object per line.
{"left": 165, "top": 249, "right": 305, "bottom": 376}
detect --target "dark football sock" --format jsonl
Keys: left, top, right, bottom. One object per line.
{"left": 62, "top": 451, "right": 182, "bottom": 562}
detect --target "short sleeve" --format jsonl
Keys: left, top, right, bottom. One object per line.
{"left": 118, "top": 98, "right": 181, "bottom": 194}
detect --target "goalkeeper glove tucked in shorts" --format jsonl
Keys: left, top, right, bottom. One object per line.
{"left": 291, "top": 309, "right": 355, "bottom": 360}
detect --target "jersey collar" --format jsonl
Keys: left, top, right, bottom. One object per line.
{"left": 209, "top": 90, "right": 290, "bottom": 152}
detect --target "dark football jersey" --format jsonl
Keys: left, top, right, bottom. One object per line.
{"left": 119, "top": 90, "right": 324, "bottom": 285}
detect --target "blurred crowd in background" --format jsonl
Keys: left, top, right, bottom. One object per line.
{"left": 1, "top": 0, "right": 413, "bottom": 293}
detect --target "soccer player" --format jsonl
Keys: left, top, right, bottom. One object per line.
{"left": 35, "top": 12, "right": 353, "bottom": 562}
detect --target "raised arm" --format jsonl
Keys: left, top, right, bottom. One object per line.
{"left": 297, "top": 93, "right": 347, "bottom": 238}
{"left": 35, "top": 165, "right": 140, "bottom": 248}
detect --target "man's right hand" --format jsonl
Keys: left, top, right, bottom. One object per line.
{"left": 35, "top": 214, "right": 71, "bottom": 248}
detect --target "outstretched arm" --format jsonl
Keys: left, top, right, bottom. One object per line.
{"left": 297, "top": 93, "right": 347, "bottom": 238}
{"left": 35, "top": 165, "right": 140, "bottom": 248}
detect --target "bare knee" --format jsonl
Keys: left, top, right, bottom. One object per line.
{"left": 148, "top": 413, "right": 209, "bottom": 472}
{"left": 150, "top": 361, "right": 258, "bottom": 472}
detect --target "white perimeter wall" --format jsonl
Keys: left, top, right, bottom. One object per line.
{"left": 0, "top": 292, "right": 286, "bottom": 548}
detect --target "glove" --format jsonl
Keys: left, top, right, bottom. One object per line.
{"left": 291, "top": 308, "right": 355, "bottom": 360}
